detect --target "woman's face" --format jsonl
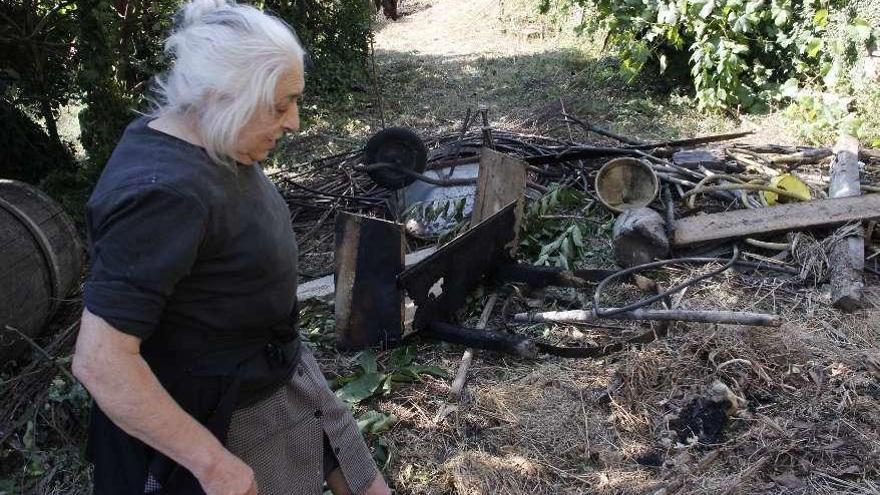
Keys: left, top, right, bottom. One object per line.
{"left": 234, "top": 61, "right": 305, "bottom": 164}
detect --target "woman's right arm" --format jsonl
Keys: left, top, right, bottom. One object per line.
{"left": 73, "top": 308, "right": 258, "bottom": 495}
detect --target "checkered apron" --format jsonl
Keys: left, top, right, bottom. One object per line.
{"left": 145, "top": 347, "right": 378, "bottom": 494}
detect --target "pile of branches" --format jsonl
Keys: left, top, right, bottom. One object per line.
{"left": 271, "top": 109, "right": 880, "bottom": 278}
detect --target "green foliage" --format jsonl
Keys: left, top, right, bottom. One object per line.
{"left": 357, "top": 409, "right": 398, "bottom": 435}
{"left": 785, "top": 85, "right": 880, "bottom": 146}
{"left": 1, "top": 0, "right": 80, "bottom": 146}
{"left": 565, "top": 0, "right": 879, "bottom": 116}
{"left": 75, "top": 0, "right": 177, "bottom": 173}
{"left": 330, "top": 346, "right": 444, "bottom": 471}
{"left": 263, "top": 0, "right": 373, "bottom": 95}
{"left": 334, "top": 347, "right": 448, "bottom": 404}
{"left": 519, "top": 185, "right": 612, "bottom": 269}
{"left": 298, "top": 300, "right": 337, "bottom": 349}
{"left": 402, "top": 197, "right": 470, "bottom": 239}
{"left": 0, "top": 372, "right": 91, "bottom": 493}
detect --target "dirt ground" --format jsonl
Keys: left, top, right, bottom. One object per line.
{"left": 291, "top": 1, "right": 880, "bottom": 494}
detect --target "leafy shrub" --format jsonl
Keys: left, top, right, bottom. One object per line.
{"left": 564, "top": 0, "right": 879, "bottom": 114}
{"left": 785, "top": 84, "right": 880, "bottom": 146}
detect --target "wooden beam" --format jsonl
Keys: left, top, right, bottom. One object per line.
{"left": 448, "top": 294, "right": 498, "bottom": 400}
{"left": 334, "top": 213, "right": 404, "bottom": 350}
{"left": 828, "top": 134, "right": 864, "bottom": 311}
{"left": 672, "top": 194, "right": 880, "bottom": 246}
{"left": 427, "top": 321, "right": 537, "bottom": 359}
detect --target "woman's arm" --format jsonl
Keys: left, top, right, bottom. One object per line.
{"left": 72, "top": 308, "right": 257, "bottom": 495}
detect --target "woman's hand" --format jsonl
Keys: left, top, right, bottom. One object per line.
{"left": 73, "top": 309, "right": 255, "bottom": 494}
{"left": 196, "top": 450, "right": 258, "bottom": 495}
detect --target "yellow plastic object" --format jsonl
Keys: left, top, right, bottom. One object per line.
{"left": 763, "top": 174, "right": 811, "bottom": 205}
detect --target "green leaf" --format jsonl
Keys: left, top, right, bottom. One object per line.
{"left": 805, "top": 38, "right": 823, "bottom": 58}
{"left": 336, "top": 372, "right": 384, "bottom": 403}
{"left": 388, "top": 371, "right": 418, "bottom": 382}
{"left": 381, "top": 375, "right": 394, "bottom": 395}
{"left": 388, "top": 346, "right": 415, "bottom": 370}
{"left": 407, "top": 364, "right": 449, "bottom": 378}
{"left": 773, "top": 8, "right": 789, "bottom": 27}
{"left": 699, "top": 0, "right": 716, "bottom": 19}
{"left": 780, "top": 77, "right": 799, "bottom": 98}
{"left": 851, "top": 18, "right": 873, "bottom": 40}
{"left": 571, "top": 226, "right": 584, "bottom": 248}
{"left": 560, "top": 236, "right": 572, "bottom": 260}
{"left": 357, "top": 410, "right": 398, "bottom": 435}
{"left": 23, "top": 420, "right": 36, "bottom": 450}
{"left": 812, "top": 8, "right": 828, "bottom": 27}
{"left": 358, "top": 351, "right": 378, "bottom": 374}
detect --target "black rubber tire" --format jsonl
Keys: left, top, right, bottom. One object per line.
{"left": 363, "top": 127, "right": 428, "bottom": 190}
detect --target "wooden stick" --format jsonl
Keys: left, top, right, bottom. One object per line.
{"left": 3, "top": 324, "right": 78, "bottom": 383}
{"left": 627, "top": 130, "right": 753, "bottom": 150}
{"left": 828, "top": 134, "right": 864, "bottom": 312}
{"left": 514, "top": 308, "right": 781, "bottom": 327}
{"left": 448, "top": 294, "right": 498, "bottom": 400}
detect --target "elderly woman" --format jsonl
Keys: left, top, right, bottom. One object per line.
{"left": 71, "top": 2, "right": 392, "bottom": 494}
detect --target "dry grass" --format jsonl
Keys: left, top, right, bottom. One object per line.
{"left": 343, "top": 268, "right": 880, "bottom": 494}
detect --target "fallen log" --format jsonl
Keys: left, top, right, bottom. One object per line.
{"left": 673, "top": 194, "right": 880, "bottom": 246}
{"left": 513, "top": 308, "right": 781, "bottom": 327}
{"left": 828, "top": 134, "right": 864, "bottom": 312}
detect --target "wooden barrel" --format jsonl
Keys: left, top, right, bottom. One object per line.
{"left": 0, "top": 179, "right": 84, "bottom": 363}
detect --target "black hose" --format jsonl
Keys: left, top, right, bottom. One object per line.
{"left": 593, "top": 246, "right": 743, "bottom": 317}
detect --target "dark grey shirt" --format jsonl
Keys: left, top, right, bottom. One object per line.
{"left": 83, "top": 117, "right": 299, "bottom": 355}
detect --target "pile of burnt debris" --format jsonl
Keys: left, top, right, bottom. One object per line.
{"left": 275, "top": 108, "right": 880, "bottom": 365}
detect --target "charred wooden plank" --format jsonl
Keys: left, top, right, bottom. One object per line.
{"left": 334, "top": 213, "right": 404, "bottom": 350}
{"left": 398, "top": 203, "right": 517, "bottom": 331}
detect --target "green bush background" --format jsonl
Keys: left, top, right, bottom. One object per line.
{"left": 1, "top": 0, "right": 374, "bottom": 219}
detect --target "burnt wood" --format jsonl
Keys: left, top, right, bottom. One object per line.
{"left": 334, "top": 212, "right": 404, "bottom": 350}
{"left": 398, "top": 202, "right": 517, "bottom": 331}
{"left": 427, "top": 321, "right": 537, "bottom": 358}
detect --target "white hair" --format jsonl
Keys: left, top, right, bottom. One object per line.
{"left": 149, "top": 0, "right": 305, "bottom": 165}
